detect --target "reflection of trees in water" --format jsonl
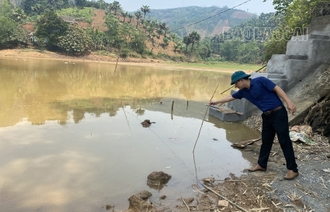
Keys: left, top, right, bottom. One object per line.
{"left": 52, "top": 97, "right": 160, "bottom": 124}
{"left": 135, "top": 108, "right": 145, "bottom": 115}
{"left": 0, "top": 59, "right": 232, "bottom": 126}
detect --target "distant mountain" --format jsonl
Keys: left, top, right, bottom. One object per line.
{"left": 146, "top": 6, "right": 257, "bottom": 38}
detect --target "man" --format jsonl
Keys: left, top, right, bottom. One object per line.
{"left": 210, "top": 70, "right": 299, "bottom": 180}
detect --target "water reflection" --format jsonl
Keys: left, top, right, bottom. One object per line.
{"left": 0, "top": 57, "right": 260, "bottom": 212}
{"left": 0, "top": 58, "right": 230, "bottom": 127}
{"left": 208, "top": 115, "right": 260, "bottom": 143}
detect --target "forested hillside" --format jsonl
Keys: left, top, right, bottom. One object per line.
{"left": 1, "top": 0, "right": 329, "bottom": 64}
{"left": 147, "top": 6, "right": 256, "bottom": 38}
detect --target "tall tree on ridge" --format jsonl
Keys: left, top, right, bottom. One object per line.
{"left": 109, "top": 1, "right": 121, "bottom": 15}
{"left": 140, "top": 5, "right": 150, "bottom": 19}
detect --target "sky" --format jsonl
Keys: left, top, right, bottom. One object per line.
{"left": 105, "top": 0, "right": 276, "bottom": 15}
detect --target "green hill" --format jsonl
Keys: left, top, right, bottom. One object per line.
{"left": 146, "top": 6, "right": 257, "bottom": 38}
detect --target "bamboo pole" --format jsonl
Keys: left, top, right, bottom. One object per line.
{"left": 192, "top": 83, "right": 219, "bottom": 153}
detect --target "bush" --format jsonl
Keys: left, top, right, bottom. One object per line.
{"left": 58, "top": 25, "right": 92, "bottom": 55}
{"left": 35, "top": 11, "right": 69, "bottom": 49}
{"left": 0, "top": 16, "right": 28, "bottom": 49}
{"left": 119, "top": 48, "right": 129, "bottom": 58}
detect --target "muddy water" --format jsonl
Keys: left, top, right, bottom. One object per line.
{"left": 0, "top": 58, "right": 260, "bottom": 211}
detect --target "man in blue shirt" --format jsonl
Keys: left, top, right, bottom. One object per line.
{"left": 210, "top": 70, "right": 299, "bottom": 180}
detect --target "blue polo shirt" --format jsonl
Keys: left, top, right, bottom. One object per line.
{"left": 232, "top": 77, "right": 283, "bottom": 112}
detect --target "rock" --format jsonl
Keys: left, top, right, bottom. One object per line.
{"left": 128, "top": 190, "right": 156, "bottom": 211}
{"left": 147, "top": 171, "right": 171, "bottom": 190}
{"left": 105, "top": 204, "right": 114, "bottom": 210}
{"left": 183, "top": 197, "right": 194, "bottom": 204}
{"left": 202, "top": 177, "right": 215, "bottom": 185}
{"left": 141, "top": 119, "right": 155, "bottom": 127}
{"left": 160, "top": 195, "right": 167, "bottom": 200}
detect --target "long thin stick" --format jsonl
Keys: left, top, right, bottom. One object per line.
{"left": 202, "top": 184, "right": 248, "bottom": 212}
{"left": 114, "top": 49, "right": 121, "bottom": 73}
{"left": 192, "top": 83, "right": 219, "bottom": 153}
{"left": 181, "top": 198, "right": 191, "bottom": 212}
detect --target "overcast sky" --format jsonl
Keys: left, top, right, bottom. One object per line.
{"left": 105, "top": 0, "right": 275, "bottom": 14}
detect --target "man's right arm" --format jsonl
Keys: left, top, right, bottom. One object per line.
{"left": 209, "top": 95, "right": 235, "bottom": 105}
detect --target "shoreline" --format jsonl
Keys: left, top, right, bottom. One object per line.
{"left": 0, "top": 49, "right": 258, "bottom": 74}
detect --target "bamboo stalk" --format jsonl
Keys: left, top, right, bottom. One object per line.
{"left": 192, "top": 83, "right": 219, "bottom": 153}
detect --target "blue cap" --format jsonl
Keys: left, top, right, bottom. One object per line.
{"left": 230, "top": 70, "right": 251, "bottom": 85}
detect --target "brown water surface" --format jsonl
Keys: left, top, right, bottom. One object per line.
{"left": 0, "top": 58, "right": 260, "bottom": 211}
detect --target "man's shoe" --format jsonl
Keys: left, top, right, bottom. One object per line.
{"left": 248, "top": 164, "right": 266, "bottom": 172}
{"left": 284, "top": 170, "right": 299, "bottom": 180}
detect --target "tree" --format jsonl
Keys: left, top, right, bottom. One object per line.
{"left": 134, "top": 11, "right": 142, "bottom": 27}
{"left": 109, "top": 1, "right": 121, "bottom": 15}
{"left": 75, "top": 0, "right": 86, "bottom": 8}
{"left": 104, "top": 13, "right": 124, "bottom": 48}
{"left": 49, "top": 0, "right": 69, "bottom": 10}
{"left": 221, "top": 41, "right": 240, "bottom": 61}
{"left": 183, "top": 36, "right": 191, "bottom": 52}
{"left": 159, "top": 22, "right": 169, "bottom": 37}
{"left": 58, "top": 25, "right": 92, "bottom": 55}
{"left": 268, "top": 0, "right": 293, "bottom": 15}
{"left": 21, "top": 0, "right": 48, "bottom": 15}
{"left": 130, "top": 32, "right": 146, "bottom": 55}
{"left": 97, "top": 0, "right": 107, "bottom": 10}
{"left": 188, "top": 31, "right": 201, "bottom": 52}
{"left": 0, "top": 16, "right": 27, "bottom": 48}
{"left": 35, "top": 10, "right": 69, "bottom": 49}
{"left": 0, "top": 0, "right": 13, "bottom": 17}
{"left": 236, "top": 42, "right": 261, "bottom": 63}
{"left": 198, "top": 44, "right": 211, "bottom": 59}
{"left": 140, "top": 5, "right": 150, "bottom": 20}
{"left": 121, "top": 11, "right": 128, "bottom": 22}
{"left": 128, "top": 13, "right": 133, "bottom": 23}
{"left": 11, "top": 8, "right": 26, "bottom": 22}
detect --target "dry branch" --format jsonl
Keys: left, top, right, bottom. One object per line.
{"left": 202, "top": 184, "right": 249, "bottom": 212}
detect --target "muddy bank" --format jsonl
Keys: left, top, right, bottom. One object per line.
{"left": 0, "top": 49, "right": 256, "bottom": 73}
{"left": 0, "top": 48, "right": 165, "bottom": 66}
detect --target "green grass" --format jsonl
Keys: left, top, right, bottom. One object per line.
{"left": 164, "top": 61, "right": 264, "bottom": 72}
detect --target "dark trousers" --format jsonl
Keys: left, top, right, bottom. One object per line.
{"left": 258, "top": 106, "right": 298, "bottom": 172}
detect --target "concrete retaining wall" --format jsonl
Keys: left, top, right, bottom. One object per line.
{"left": 209, "top": 15, "right": 330, "bottom": 122}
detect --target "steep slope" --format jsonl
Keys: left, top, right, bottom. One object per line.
{"left": 147, "top": 6, "right": 256, "bottom": 37}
